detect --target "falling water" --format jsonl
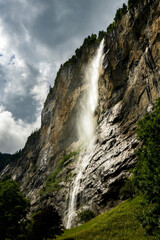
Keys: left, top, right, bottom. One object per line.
{"left": 66, "top": 39, "right": 105, "bottom": 229}
{"left": 77, "top": 39, "right": 105, "bottom": 144}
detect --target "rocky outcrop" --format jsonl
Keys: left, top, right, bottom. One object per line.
{"left": 73, "top": 0, "right": 160, "bottom": 219}
{"left": 1, "top": 0, "right": 160, "bottom": 227}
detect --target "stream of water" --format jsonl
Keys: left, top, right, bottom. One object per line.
{"left": 66, "top": 39, "right": 105, "bottom": 229}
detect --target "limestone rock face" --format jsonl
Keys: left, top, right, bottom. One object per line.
{"left": 1, "top": 0, "right": 160, "bottom": 226}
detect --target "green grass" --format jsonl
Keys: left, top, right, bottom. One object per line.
{"left": 54, "top": 197, "right": 154, "bottom": 240}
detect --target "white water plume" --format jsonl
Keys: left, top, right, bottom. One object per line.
{"left": 77, "top": 39, "right": 105, "bottom": 144}
{"left": 66, "top": 39, "right": 104, "bottom": 229}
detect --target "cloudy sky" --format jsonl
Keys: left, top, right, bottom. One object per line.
{"left": 0, "top": 0, "right": 127, "bottom": 153}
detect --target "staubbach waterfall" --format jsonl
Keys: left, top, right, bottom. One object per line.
{"left": 66, "top": 39, "right": 105, "bottom": 229}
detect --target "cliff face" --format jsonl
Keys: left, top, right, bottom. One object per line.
{"left": 1, "top": 0, "right": 160, "bottom": 226}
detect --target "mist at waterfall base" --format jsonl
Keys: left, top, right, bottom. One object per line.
{"left": 66, "top": 39, "right": 105, "bottom": 229}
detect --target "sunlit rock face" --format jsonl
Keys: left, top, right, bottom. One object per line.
{"left": 1, "top": 0, "right": 160, "bottom": 227}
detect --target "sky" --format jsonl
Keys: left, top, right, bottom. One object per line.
{"left": 0, "top": 0, "right": 127, "bottom": 154}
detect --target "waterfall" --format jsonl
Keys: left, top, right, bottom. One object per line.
{"left": 77, "top": 39, "right": 105, "bottom": 144}
{"left": 66, "top": 39, "right": 104, "bottom": 229}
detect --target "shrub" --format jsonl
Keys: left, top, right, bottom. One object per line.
{"left": 107, "top": 22, "right": 116, "bottom": 34}
{"left": 120, "top": 178, "right": 135, "bottom": 200}
{"left": 107, "top": 3, "right": 128, "bottom": 33}
{"left": 107, "top": 3, "right": 127, "bottom": 34}
{"left": 77, "top": 209, "right": 95, "bottom": 224}
{"left": 75, "top": 48, "right": 82, "bottom": 57}
{"left": 83, "top": 34, "right": 97, "bottom": 46}
{"left": 63, "top": 55, "right": 76, "bottom": 68}
{"left": 75, "top": 34, "right": 97, "bottom": 57}
{"left": 114, "top": 4, "right": 127, "bottom": 24}
{"left": 97, "top": 30, "right": 106, "bottom": 43}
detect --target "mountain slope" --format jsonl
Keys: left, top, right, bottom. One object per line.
{"left": 55, "top": 197, "right": 154, "bottom": 240}
{"left": 0, "top": 0, "right": 160, "bottom": 227}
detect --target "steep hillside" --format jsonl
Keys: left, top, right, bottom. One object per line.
{"left": 1, "top": 0, "right": 160, "bottom": 228}
{"left": 55, "top": 197, "right": 154, "bottom": 240}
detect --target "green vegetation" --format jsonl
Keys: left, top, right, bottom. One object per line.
{"left": 54, "top": 98, "right": 160, "bottom": 240}
{"left": 128, "top": 0, "right": 143, "bottom": 10}
{"left": 132, "top": 98, "right": 160, "bottom": 237}
{"left": 0, "top": 153, "right": 12, "bottom": 171}
{"left": 55, "top": 197, "right": 154, "bottom": 240}
{"left": 119, "top": 178, "right": 135, "bottom": 200}
{"left": 45, "top": 0, "right": 148, "bottom": 95}
{"left": 75, "top": 34, "right": 97, "bottom": 58}
{"left": 83, "top": 34, "right": 97, "bottom": 46}
{"left": 0, "top": 176, "right": 63, "bottom": 240}
{"left": 51, "top": 30, "right": 107, "bottom": 91}
{"left": 63, "top": 55, "right": 76, "bottom": 68}
{"left": 107, "top": 22, "right": 116, "bottom": 34}
{"left": 30, "top": 205, "right": 63, "bottom": 240}
{"left": 0, "top": 176, "right": 29, "bottom": 240}
{"left": 107, "top": 3, "right": 127, "bottom": 34}
{"left": 54, "top": 99, "right": 160, "bottom": 239}
{"left": 128, "top": 0, "right": 135, "bottom": 9}
{"left": 0, "top": 149, "right": 23, "bottom": 172}
{"left": 41, "top": 151, "right": 78, "bottom": 194}
{"left": 114, "top": 4, "right": 128, "bottom": 24}
{"left": 107, "top": 0, "right": 148, "bottom": 34}
{"left": 77, "top": 209, "right": 95, "bottom": 224}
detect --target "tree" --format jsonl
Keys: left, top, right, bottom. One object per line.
{"left": 122, "top": 3, "right": 127, "bottom": 14}
{"left": 0, "top": 175, "right": 29, "bottom": 240}
{"left": 30, "top": 205, "right": 63, "bottom": 240}
{"left": 133, "top": 98, "right": 160, "bottom": 236}
{"left": 114, "top": 4, "right": 127, "bottom": 24}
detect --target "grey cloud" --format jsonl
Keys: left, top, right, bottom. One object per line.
{"left": 29, "top": 0, "right": 127, "bottom": 49}
{"left": 0, "top": 60, "right": 41, "bottom": 121}
{"left": 3, "top": 95, "right": 37, "bottom": 123}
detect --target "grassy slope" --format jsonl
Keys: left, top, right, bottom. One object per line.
{"left": 55, "top": 197, "right": 154, "bottom": 240}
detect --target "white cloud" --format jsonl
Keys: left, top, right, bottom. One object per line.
{"left": 30, "top": 81, "right": 48, "bottom": 108}
{"left": 0, "top": 106, "right": 40, "bottom": 153}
